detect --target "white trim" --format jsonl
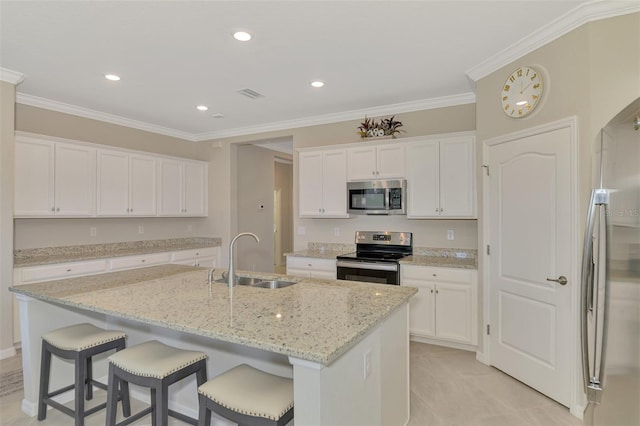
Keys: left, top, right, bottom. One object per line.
{"left": 409, "top": 335, "right": 477, "bottom": 353}
{"left": 288, "top": 356, "right": 324, "bottom": 371}
{"left": 481, "top": 116, "right": 580, "bottom": 416}
{"left": 466, "top": 1, "right": 640, "bottom": 82}
{"left": 0, "top": 345, "right": 17, "bottom": 360}
{"left": 16, "top": 93, "right": 196, "bottom": 141}
{"left": 15, "top": 91, "right": 475, "bottom": 143}
{"left": 0, "top": 68, "right": 25, "bottom": 85}
{"left": 194, "top": 93, "right": 476, "bottom": 141}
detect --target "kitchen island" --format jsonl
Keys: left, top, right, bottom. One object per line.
{"left": 11, "top": 264, "right": 416, "bottom": 425}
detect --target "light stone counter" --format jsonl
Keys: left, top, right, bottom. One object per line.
{"left": 13, "top": 264, "right": 415, "bottom": 424}
{"left": 284, "top": 249, "right": 350, "bottom": 260}
{"left": 400, "top": 254, "right": 478, "bottom": 269}
{"left": 14, "top": 237, "right": 221, "bottom": 267}
{"left": 10, "top": 264, "right": 415, "bottom": 365}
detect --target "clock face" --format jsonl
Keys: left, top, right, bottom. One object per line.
{"left": 501, "top": 66, "right": 543, "bottom": 118}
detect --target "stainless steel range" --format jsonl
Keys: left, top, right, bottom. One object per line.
{"left": 336, "top": 231, "right": 412, "bottom": 285}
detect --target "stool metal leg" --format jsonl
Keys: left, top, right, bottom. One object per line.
{"left": 74, "top": 352, "right": 86, "bottom": 426}
{"left": 85, "top": 355, "right": 93, "bottom": 401}
{"left": 106, "top": 363, "right": 118, "bottom": 426}
{"left": 197, "top": 393, "right": 211, "bottom": 426}
{"left": 37, "top": 342, "right": 51, "bottom": 420}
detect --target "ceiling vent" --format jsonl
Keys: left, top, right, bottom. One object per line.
{"left": 237, "top": 88, "right": 265, "bottom": 99}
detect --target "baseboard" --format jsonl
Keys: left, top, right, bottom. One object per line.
{"left": 0, "top": 346, "right": 17, "bottom": 360}
{"left": 410, "top": 335, "right": 477, "bottom": 353}
{"left": 475, "top": 349, "right": 489, "bottom": 365}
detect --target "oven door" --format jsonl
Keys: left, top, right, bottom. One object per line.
{"left": 336, "top": 260, "right": 400, "bottom": 285}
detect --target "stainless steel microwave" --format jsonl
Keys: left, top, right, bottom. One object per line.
{"left": 347, "top": 180, "right": 406, "bottom": 215}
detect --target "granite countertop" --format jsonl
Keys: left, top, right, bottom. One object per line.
{"left": 284, "top": 249, "right": 351, "bottom": 260}
{"left": 400, "top": 255, "right": 478, "bottom": 269}
{"left": 10, "top": 264, "right": 416, "bottom": 366}
{"left": 14, "top": 237, "right": 222, "bottom": 268}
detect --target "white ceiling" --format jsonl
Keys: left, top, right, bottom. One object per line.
{"left": 0, "top": 1, "right": 633, "bottom": 142}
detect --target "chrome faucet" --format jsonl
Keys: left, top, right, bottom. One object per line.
{"left": 207, "top": 268, "right": 216, "bottom": 284}
{"left": 228, "top": 232, "right": 260, "bottom": 288}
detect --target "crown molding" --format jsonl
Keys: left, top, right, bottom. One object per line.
{"left": 0, "top": 68, "right": 25, "bottom": 85}
{"left": 193, "top": 92, "right": 476, "bottom": 141}
{"left": 16, "top": 93, "right": 196, "bottom": 141}
{"left": 466, "top": 1, "right": 640, "bottom": 82}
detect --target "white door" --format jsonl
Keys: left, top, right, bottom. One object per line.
{"left": 129, "top": 154, "right": 157, "bottom": 216}
{"left": 321, "top": 150, "right": 347, "bottom": 216}
{"left": 14, "top": 138, "right": 55, "bottom": 216}
{"left": 97, "top": 150, "right": 129, "bottom": 216}
{"left": 346, "top": 146, "right": 376, "bottom": 180}
{"left": 158, "top": 159, "right": 183, "bottom": 216}
{"left": 487, "top": 125, "right": 573, "bottom": 406}
{"left": 55, "top": 142, "right": 96, "bottom": 216}
{"left": 298, "top": 151, "right": 324, "bottom": 216}
{"left": 376, "top": 144, "right": 405, "bottom": 178}
{"left": 440, "top": 137, "right": 475, "bottom": 217}
{"left": 405, "top": 140, "right": 439, "bottom": 218}
{"left": 184, "top": 162, "right": 207, "bottom": 216}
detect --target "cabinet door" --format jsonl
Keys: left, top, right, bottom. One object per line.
{"left": 321, "top": 150, "right": 348, "bottom": 216}
{"left": 55, "top": 143, "right": 96, "bottom": 216}
{"left": 299, "top": 151, "right": 324, "bottom": 217}
{"left": 97, "top": 150, "right": 129, "bottom": 216}
{"left": 407, "top": 282, "right": 436, "bottom": 337}
{"left": 439, "top": 137, "right": 475, "bottom": 217}
{"left": 129, "top": 154, "right": 157, "bottom": 216}
{"left": 376, "top": 144, "right": 405, "bottom": 178}
{"left": 183, "top": 162, "right": 207, "bottom": 216}
{"left": 346, "top": 146, "right": 377, "bottom": 180}
{"left": 405, "top": 141, "right": 439, "bottom": 218}
{"left": 14, "top": 138, "right": 55, "bottom": 216}
{"left": 158, "top": 159, "right": 183, "bottom": 216}
{"left": 434, "top": 282, "right": 473, "bottom": 343}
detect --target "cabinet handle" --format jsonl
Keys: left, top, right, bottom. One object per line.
{"left": 66, "top": 268, "right": 72, "bottom": 272}
{"left": 432, "top": 273, "right": 437, "bottom": 277}
{"left": 436, "top": 290, "right": 439, "bottom": 294}
{"left": 51, "top": 207, "right": 55, "bottom": 212}
{"left": 56, "top": 208, "right": 60, "bottom": 212}
{"left": 430, "top": 289, "right": 433, "bottom": 293}
{"left": 141, "top": 259, "right": 146, "bottom": 263}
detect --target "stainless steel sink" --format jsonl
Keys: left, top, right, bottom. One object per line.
{"left": 252, "top": 280, "right": 297, "bottom": 289}
{"left": 215, "top": 276, "right": 297, "bottom": 289}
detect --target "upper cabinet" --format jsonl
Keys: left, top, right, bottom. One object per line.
{"left": 97, "top": 151, "right": 157, "bottom": 216}
{"left": 405, "top": 133, "right": 476, "bottom": 218}
{"left": 347, "top": 144, "right": 405, "bottom": 181}
{"left": 15, "top": 137, "right": 96, "bottom": 217}
{"left": 158, "top": 159, "right": 207, "bottom": 217}
{"left": 299, "top": 148, "right": 349, "bottom": 218}
{"left": 15, "top": 132, "right": 208, "bottom": 218}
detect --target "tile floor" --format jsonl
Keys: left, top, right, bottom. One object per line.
{"left": 0, "top": 342, "right": 583, "bottom": 425}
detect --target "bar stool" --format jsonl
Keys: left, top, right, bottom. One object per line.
{"left": 105, "top": 340, "right": 208, "bottom": 426}
{"left": 197, "top": 364, "right": 294, "bottom": 426}
{"left": 38, "top": 323, "right": 129, "bottom": 426}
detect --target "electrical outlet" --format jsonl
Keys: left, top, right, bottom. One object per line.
{"left": 138, "top": 225, "right": 144, "bottom": 234}
{"left": 447, "top": 230, "right": 455, "bottom": 240}
{"left": 90, "top": 227, "right": 97, "bottom": 237}
{"left": 334, "top": 227, "right": 340, "bottom": 237}
{"left": 363, "top": 349, "right": 372, "bottom": 379}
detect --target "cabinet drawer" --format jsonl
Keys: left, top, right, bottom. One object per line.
{"left": 19, "top": 260, "right": 108, "bottom": 283}
{"left": 171, "top": 247, "right": 217, "bottom": 262}
{"left": 110, "top": 252, "right": 171, "bottom": 271}
{"left": 286, "top": 256, "right": 336, "bottom": 272}
{"left": 402, "top": 265, "right": 474, "bottom": 284}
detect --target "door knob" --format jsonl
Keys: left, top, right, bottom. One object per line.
{"left": 546, "top": 276, "right": 568, "bottom": 285}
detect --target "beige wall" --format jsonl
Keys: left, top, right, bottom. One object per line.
{"left": 13, "top": 104, "right": 217, "bottom": 249}
{"left": 1, "top": 81, "right": 17, "bottom": 356}
{"left": 275, "top": 160, "right": 294, "bottom": 266}
{"left": 474, "top": 12, "right": 640, "bottom": 352}
{"left": 208, "top": 103, "right": 479, "bottom": 251}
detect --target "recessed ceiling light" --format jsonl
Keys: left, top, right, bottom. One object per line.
{"left": 310, "top": 81, "right": 325, "bottom": 88}
{"left": 104, "top": 74, "right": 120, "bottom": 81}
{"left": 196, "top": 105, "right": 209, "bottom": 111}
{"left": 233, "top": 31, "right": 252, "bottom": 42}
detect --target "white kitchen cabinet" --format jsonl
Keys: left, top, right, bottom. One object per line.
{"left": 347, "top": 144, "right": 405, "bottom": 181}
{"left": 298, "top": 149, "right": 349, "bottom": 218}
{"left": 110, "top": 252, "right": 172, "bottom": 271}
{"left": 286, "top": 256, "right": 337, "bottom": 279}
{"left": 405, "top": 133, "right": 475, "bottom": 218}
{"left": 97, "top": 151, "right": 157, "bottom": 216}
{"left": 158, "top": 159, "right": 208, "bottom": 217}
{"left": 15, "top": 137, "right": 96, "bottom": 217}
{"left": 401, "top": 264, "right": 477, "bottom": 345}
{"left": 171, "top": 247, "right": 219, "bottom": 268}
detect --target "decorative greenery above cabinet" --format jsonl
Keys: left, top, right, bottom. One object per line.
{"left": 14, "top": 132, "right": 208, "bottom": 218}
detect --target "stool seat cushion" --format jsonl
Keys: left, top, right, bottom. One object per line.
{"left": 42, "top": 323, "right": 126, "bottom": 351}
{"left": 198, "top": 364, "right": 293, "bottom": 421}
{"left": 108, "top": 340, "right": 207, "bottom": 379}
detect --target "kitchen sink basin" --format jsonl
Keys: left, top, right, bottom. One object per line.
{"left": 252, "top": 280, "right": 297, "bottom": 289}
{"left": 215, "top": 276, "right": 297, "bottom": 289}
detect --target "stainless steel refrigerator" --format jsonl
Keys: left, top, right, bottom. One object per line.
{"left": 581, "top": 98, "right": 640, "bottom": 426}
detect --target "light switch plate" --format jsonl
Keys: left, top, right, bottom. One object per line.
{"left": 447, "top": 230, "right": 454, "bottom": 240}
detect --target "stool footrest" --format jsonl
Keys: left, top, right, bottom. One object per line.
{"left": 169, "top": 408, "right": 198, "bottom": 425}
{"left": 45, "top": 383, "right": 75, "bottom": 399}
{"left": 115, "top": 406, "right": 152, "bottom": 426}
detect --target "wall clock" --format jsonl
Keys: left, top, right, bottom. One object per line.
{"left": 501, "top": 66, "right": 543, "bottom": 118}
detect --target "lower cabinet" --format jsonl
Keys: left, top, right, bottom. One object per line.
{"left": 171, "top": 247, "right": 219, "bottom": 268}
{"left": 286, "top": 256, "right": 337, "bottom": 279}
{"left": 401, "top": 264, "right": 477, "bottom": 345}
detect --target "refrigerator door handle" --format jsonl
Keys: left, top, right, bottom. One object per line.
{"left": 580, "top": 189, "right": 597, "bottom": 395}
